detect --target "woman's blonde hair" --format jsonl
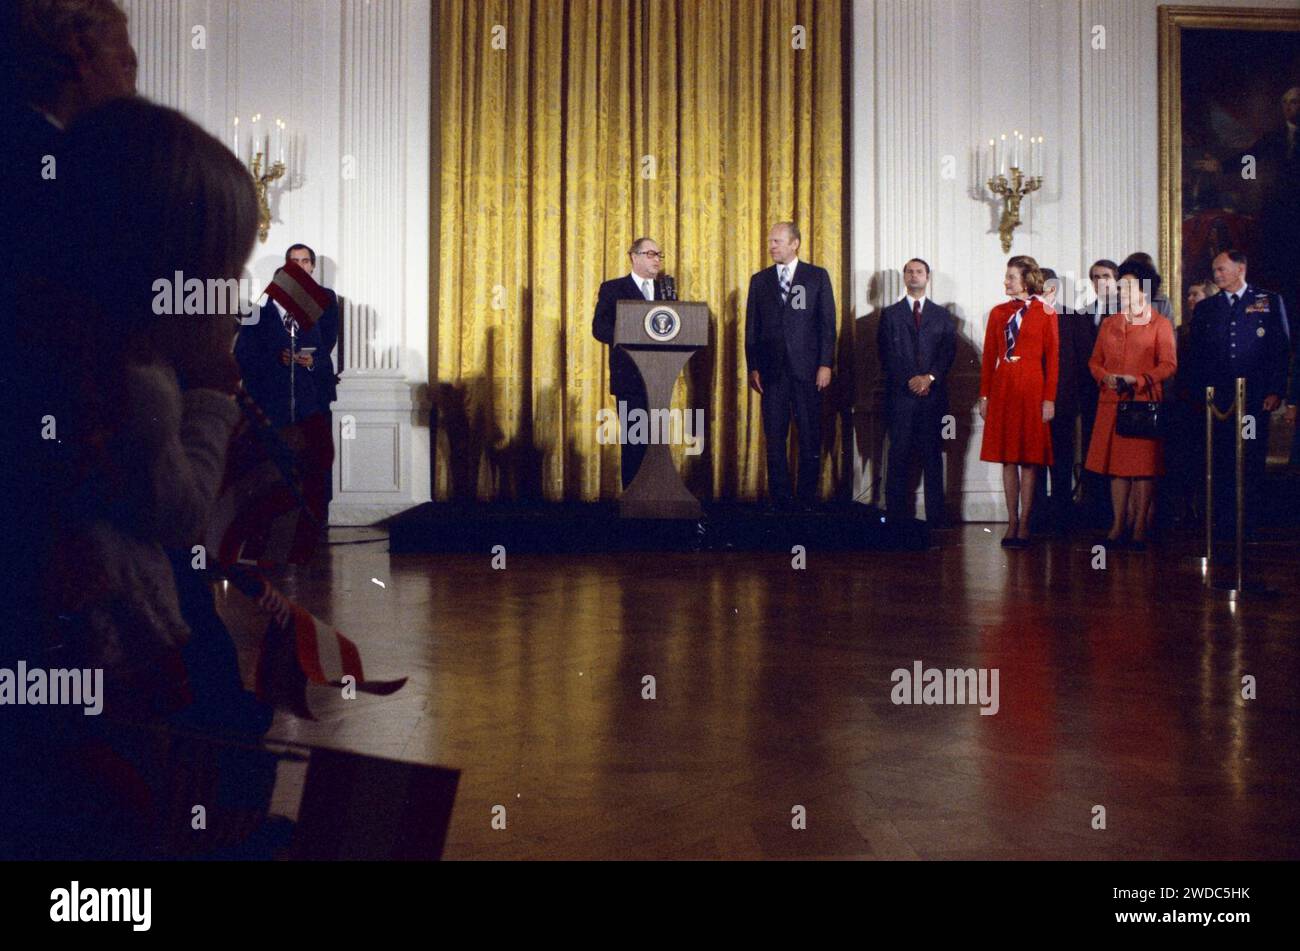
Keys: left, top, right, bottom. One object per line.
{"left": 59, "top": 98, "right": 258, "bottom": 362}
{"left": 1007, "top": 255, "right": 1045, "bottom": 295}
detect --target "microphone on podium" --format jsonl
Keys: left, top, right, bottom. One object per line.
{"left": 657, "top": 274, "right": 677, "bottom": 301}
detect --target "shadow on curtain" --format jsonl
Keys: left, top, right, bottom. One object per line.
{"left": 435, "top": 0, "right": 846, "bottom": 501}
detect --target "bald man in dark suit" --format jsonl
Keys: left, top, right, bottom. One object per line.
{"left": 592, "top": 237, "right": 672, "bottom": 488}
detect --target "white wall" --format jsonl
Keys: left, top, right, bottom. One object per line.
{"left": 122, "top": 0, "right": 432, "bottom": 525}
{"left": 125, "top": 1, "right": 1293, "bottom": 521}
{"left": 850, "top": 0, "right": 1297, "bottom": 520}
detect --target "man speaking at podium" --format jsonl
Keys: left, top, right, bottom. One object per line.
{"left": 592, "top": 237, "right": 676, "bottom": 488}
{"left": 745, "top": 222, "right": 837, "bottom": 511}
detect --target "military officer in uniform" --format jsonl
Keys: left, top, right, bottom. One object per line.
{"left": 1188, "top": 250, "right": 1291, "bottom": 540}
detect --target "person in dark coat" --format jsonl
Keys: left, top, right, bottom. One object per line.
{"left": 877, "top": 258, "right": 955, "bottom": 526}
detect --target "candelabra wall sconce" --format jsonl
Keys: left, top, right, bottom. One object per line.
{"left": 985, "top": 131, "right": 1044, "bottom": 253}
{"left": 232, "top": 113, "right": 288, "bottom": 244}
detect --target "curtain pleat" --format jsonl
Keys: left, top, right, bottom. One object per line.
{"left": 436, "top": 0, "right": 845, "bottom": 501}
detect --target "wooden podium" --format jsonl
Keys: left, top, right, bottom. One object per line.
{"left": 614, "top": 300, "right": 708, "bottom": 519}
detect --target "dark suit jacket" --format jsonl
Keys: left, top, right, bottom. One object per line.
{"left": 876, "top": 297, "right": 955, "bottom": 412}
{"left": 316, "top": 288, "right": 340, "bottom": 406}
{"left": 744, "top": 261, "right": 837, "bottom": 383}
{"left": 1054, "top": 307, "right": 1100, "bottom": 417}
{"left": 235, "top": 302, "right": 326, "bottom": 427}
{"left": 592, "top": 274, "right": 662, "bottom": 395}
{"left": 1188, "top": 284, "right": 1291, "bottom": 408}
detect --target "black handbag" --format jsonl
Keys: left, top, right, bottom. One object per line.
{"left": 1115, "top": 375, "right": 1164, "bottom": 439}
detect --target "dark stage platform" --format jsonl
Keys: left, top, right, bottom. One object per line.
{"left": 387, "top": 500, "right": 932, "bottom": 554}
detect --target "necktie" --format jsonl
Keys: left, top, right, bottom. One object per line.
{"left": 913, "top": 299, "right": 922, "bottom": 330}
{"left": 1228, "top": 293, "right": 1238, "bottom": 309}
{"left": 779, "top": 266, "right": 791, "bottom": 305}
{"left": 642, "top": 280, "right": 653, "bottom": 301}
{"left": 1005, "top": 303, "right": 1027, "bottom": 359}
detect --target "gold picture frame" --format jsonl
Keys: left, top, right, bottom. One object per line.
{"left": 1157, "top": 4, "right": 1300, "bottom": 324}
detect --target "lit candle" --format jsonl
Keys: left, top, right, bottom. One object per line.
{"left": 1037, "top": 135, "right": 1045, "bottom": 176}
{"left": 277, "top": 120, "right": 285, "bottom": 165}
{"left": 987, "top": 138, "right": 995, "bottom": 182}
{"left": 999, "top": 134, "right": 1007, "bottom": 176}
{"left": 231, "top": 116, "right": 239, "bottom": 157}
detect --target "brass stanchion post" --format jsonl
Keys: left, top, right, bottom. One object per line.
{"left": 1204, "top": 385, "right": 1214, "bottom": 579}
{"left": 1234, "top": 377, "right": 1246, "bottom": 593}
{"left": 1207, "top": 377, "right": 1278, "bottom": 600}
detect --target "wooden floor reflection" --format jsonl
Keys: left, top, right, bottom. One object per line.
{"left": 221, "top": 525, "right": 1300, "bottom": 860}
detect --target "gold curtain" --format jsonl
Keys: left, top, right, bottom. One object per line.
{"left": 436, "top": 0, "right": 845, "bottom": 501}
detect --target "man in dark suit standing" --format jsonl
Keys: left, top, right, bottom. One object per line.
{"left": 877, "top": 258, "right": 954, "bottom": 526}
{"left": 592, "top": 237, "right": 672, "bottom": 488}
{"left": 1079, "top": 260, "right": 1118, "bottom": 526}
{"left": 745, "top": 222, "right": 836, "bottom": 510}
{"left": 284, "top": 245, "right": 340, "bottom": 411}
{"left": 1084, "top": 259, "right": 1118, "bottom": 330}
{"left": 1043, "top": 267, "right": 1100, "bottom": 533}
{"left": 284, "top": 244, "right": 339, "bottom": 504}
{"left": 1189, "top": 250, "right": 1291, "bottom": 540}
{"left": 235, "top": 260, "right": 328, "bottom": 429}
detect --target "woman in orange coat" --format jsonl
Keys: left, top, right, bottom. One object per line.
{"left": 1085, "top": 259, "right": 1177, "bottom": 549}
{"left": 979, "top": 255, "right": 1058, "bottom": 548}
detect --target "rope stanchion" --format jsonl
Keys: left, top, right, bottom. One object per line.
{"left": 1234, "top": 377, "right": 1245, "bottom": 594}
{"left": 1191, "top": 385, "right": 1218, "bottom": 574}
{"left": 1202, "top": 379, "right": 1278, "bottom": 600}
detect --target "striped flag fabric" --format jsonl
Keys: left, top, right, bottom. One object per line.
{"left": 263, "top": 260, "right": 331, "bottom": 333}
{"left": 204, "top": 390, "right": 324, "bottom": 568}
{"left": 222, "top": 563, "right": 406, "bottom": 719}
{"left": 255, "top": 602, "right": 406, "bottom": 720}
{"left": 204, "top": 390, "right": 403, "bottom": 720}
{"left": 290, "top": 603, "right": 363, "bottom": 685}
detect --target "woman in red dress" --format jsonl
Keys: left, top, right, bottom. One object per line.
{"left": 1085, "top": 259, "right": 1177, "bottom": 550}
{"left": 979, "top": 255, "right": 1058, "bottom": 548}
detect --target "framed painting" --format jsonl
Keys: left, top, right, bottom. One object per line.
{"left": 1158, "top": 5, "right": 1300, "bottom": 323}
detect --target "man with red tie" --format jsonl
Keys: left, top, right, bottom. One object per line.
{"left": 877, "top": 259, "right": 955, "bottom": 526}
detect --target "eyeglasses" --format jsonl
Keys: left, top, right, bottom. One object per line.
{"left": 634, "top": 250, "right": 665, "bottom": 260}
